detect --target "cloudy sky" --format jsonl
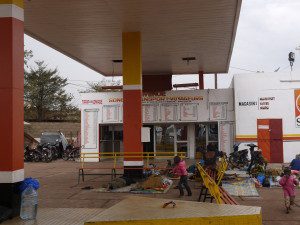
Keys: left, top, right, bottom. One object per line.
{"left": 24, "top": 0, "right": 300, "bottom": 106}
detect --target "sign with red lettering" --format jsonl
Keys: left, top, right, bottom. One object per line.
{"left": 295, "top": 90, "right": 300, "bottom": 127}
{"left": 82, "top": 100, "right": 102, "bottom": 105}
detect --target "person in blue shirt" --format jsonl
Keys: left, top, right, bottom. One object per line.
{"left": 290, "top": 154, "right": 300, "bottom": 171}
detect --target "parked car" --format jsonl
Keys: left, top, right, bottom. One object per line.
{"left": 40, "top": 132, "right": 69, "bottom": 156}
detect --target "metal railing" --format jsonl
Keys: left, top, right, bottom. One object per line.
{"left": 79, "top": 151, "right": 186, "bottom": 170}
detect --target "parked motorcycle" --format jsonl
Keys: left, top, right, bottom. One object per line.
{"left": 62, "top": 145, "right": 81, "bottom": 161}
{"left": 44, "top": 143, "right": 59, "bottom": 160}
{"left": 24, "top": 146, "right": 35, "bottom": 162}
{"left": 34, "top": 143, "right": 53, "bottom": 163}
{"left": 229, "top": 144, "right": 249, "bottom": 168}
{"left": 247, "top": 144, "right": 267, "bottom": 174}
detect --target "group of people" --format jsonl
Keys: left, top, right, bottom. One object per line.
{"left": 171, "top": 146, "right": 300, "bottom": 214}
{"left": 171, "top": 143, "right": 222, "bottom": 197}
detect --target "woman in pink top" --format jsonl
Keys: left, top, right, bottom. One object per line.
{"left": 279, "top": 167, "right": 299, "bottom": 213}
{"left": 173, "top": 156, "right": 192, "bottom": 197}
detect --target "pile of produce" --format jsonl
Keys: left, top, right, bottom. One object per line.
{"left": 138, "top": 174, "right": 172, "bottom": 191}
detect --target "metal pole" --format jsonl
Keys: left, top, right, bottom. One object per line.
{"left": 214, "top": 73, "right": 218, "bottom": 89}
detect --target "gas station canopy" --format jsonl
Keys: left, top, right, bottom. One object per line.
{"left": 24, "top": 0, "right": 241, "bottom": 76}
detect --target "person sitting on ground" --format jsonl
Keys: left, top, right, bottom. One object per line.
{"left": 172, "top": 156, "right": 192, "bottom": 197}
{"left": 279, "top": 167, "right": 299, "bottom": 214}
{"left": 290, "top": 155, "right": 300, "bottom": 171}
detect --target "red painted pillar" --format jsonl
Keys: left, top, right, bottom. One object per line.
{"left": 122, "top": 32, "right": 143, "bottom": 178}
{"left": 0, "top": 0, "right": 24, "bottom": 215}
{"left": 199, "top": 71, "right": 204, "bottom": 89}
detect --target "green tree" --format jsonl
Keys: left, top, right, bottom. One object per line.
{"left": 24, "top": 61, "right": 74, "bottom": 121}
{"left": 86, "top": 78, "right": 122, "bottom": 92}
{"left": 24, "top": 49, "right": 33, "bottom": 67}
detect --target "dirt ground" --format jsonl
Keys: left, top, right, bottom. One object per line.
{"left": 24, "top": 160, "right": 300, "bottom": 225}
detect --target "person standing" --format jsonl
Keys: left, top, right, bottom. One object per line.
{"left": 279, "top": 167, "right": 299, "bottom": 214}
{"left": 290, "top": 155, "right": 300, "bottom": 171}
{"left": 172, "top": 156, "right": 192, "bottom": 197}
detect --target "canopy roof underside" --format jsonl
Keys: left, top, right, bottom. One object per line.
{"left": 24, "top": 0, "right": 242, "bottom": 76}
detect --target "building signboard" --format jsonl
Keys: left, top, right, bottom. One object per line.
{"left": 83, "top": 109, "right": 98, "bottom": 149}
{"left": 209, "top": 102, "right": 227, "bottom": 120}
{"left": 161, "top": 104, "right": 178, "bottom": 121}
{"left": 143, "top": 104, "right": 159, "bottom": 122}
{"left": 81, "top": 90, "right": 233, "bottom": 124}
{"left": 295, "top": 90, "right": 300, "bottom": 128}
{"left": 180, "top": 103, "right": 198, "bottom": 121}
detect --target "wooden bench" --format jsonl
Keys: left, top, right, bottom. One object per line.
{"left": 78, "top": 167, "right": 122, "bottom": 184}
{"left": 77, "top": 152, "right": 187, "bottom": 184}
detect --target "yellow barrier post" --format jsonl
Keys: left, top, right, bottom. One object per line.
{"left": 196, "top": 163, "right": 223, "bottom": 204}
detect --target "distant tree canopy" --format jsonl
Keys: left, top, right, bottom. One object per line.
{"left": 24, "top": 49, "right": 33, "bottom": 67}
{"left": 24, "top": 60, "right": 79, "bottom": 122}
{"left": 86, "top": 78, "right": 122, "bottom": 92}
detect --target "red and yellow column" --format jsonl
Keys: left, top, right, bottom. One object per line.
{"left": 0, "top": 0, "right": 24, "bottom": 211}
{"left": 122, "top": 32, "right": 143, "bottom": 178}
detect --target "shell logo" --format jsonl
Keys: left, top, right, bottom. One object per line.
{"left": 297, "top": 95, "right": 300, "bottom": 113}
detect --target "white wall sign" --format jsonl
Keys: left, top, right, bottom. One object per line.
{"left": 219, "top": 122, "right": 233, "bottom": 156}
{"left": 81, "top": 89, "right": 233, "bottom": 125}
{"left": 103, "top": 105, "right": 119, "bottom": 123}
{"left": 161, "top": 104, "right": 178, "bottom": 121}
{"left": 209, "top": 102, "right": 227, "bottom": 120}
{"left": 143, "top": 104, "right": 158, "bottom": 122}
{"left": 180, "top": 103, "right": 198, "bottom": 121}
{"left": 141, "top": 127, "right": 151, "bottom": 142}
{"left": 83, "top": 109, "right": 98, "bottom": 149}
{"left": 258, "top": 125, "right": 269, "bottom": 130}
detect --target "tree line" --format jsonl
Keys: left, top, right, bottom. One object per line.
{"left": 24, "top": 49, "right": 122, "bottom": 122}
{"left": 24, "top": 50, "right": 79, "bottom": 122}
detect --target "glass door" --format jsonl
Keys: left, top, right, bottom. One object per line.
{"left": 207, "top": 123, "right": 218, "bottom": 150}
{"left": 155, "top": 125, "right": 175, "bottom": 156}
{"left": 195, "top": 123, "right": 219, "bottom": 158}
{"left": 175, "top": 124, "right": 189, "bottom": 158}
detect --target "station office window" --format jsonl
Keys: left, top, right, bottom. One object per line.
{"left": 99, "top": 125, "right": 123, "bottom": 153}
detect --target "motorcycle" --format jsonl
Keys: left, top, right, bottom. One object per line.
{"left": 62, "top": 145, "right": 81, "bottom": 161}
{"left": 24, "top": 146, "right": 35, "bottom": 162}
{"left": 247, "top": 144, "right": 267, "bottom": 174}
{"left": 35, "top": 143, "right": 53, "bottom": 163}
{"left": 44, "top": 143, "right": 59, "bottom": 160}
{"left": 229, "top": 144, "right": 249, "bottom": 168}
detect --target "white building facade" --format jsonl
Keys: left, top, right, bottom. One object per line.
{"left": 80, "top": 73, "right": 300, "bottom": 163}
{"left": 80, "top": 89, "right": 235, "bottom": 160}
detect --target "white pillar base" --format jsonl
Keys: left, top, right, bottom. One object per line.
{"left": 0, "top": 169, "right": 24, "bottom": 183}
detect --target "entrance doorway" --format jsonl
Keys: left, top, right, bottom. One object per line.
{"left": 175, "top": 124, "right": 189, "bottom": 157}
{"left": 155, "top": 125, "right": 175, "bottom": 155}
{"left": 154, "top": 124, "right": 190, "bottom": 157}
{"left": 99, "top": 125, "right": 123, "bottom": 154}
{"left": 195, "top": 123, "right": 219, "bottom": 157}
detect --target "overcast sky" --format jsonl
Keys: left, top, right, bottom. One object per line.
{"left": 24, "top": 0, "right": 300, "bottom": 106}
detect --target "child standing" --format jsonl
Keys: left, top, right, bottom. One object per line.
{"left": 279, "top": 167, "right": 299, "bottom": 213}
{"left": 172, "top": 156, "right": 192, "bottom": 197}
